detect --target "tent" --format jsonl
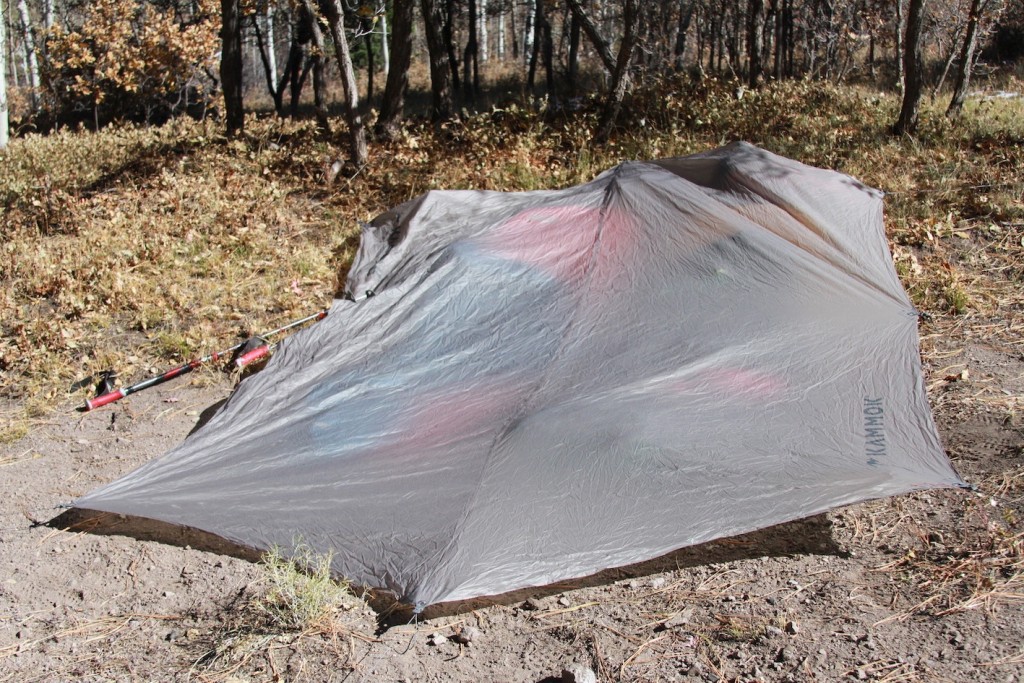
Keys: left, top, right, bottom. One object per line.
{"left": 66, "top": 142, "right": 964, "bottom": 616}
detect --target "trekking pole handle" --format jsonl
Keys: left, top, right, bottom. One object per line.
{"left": 235, "top": 344, "right": 271, "bottom": 368}
{"left": 85, "top": 388, "right": 127, "bottom": 411}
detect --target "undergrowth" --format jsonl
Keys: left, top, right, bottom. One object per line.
{"left": 193, "top": 543, "right": 364, "bottom": 679}
{"left": 1, "top": 74, "right": 1023, "bottom": 413}
{"left": 254, "top": 544, "right": 356, "bottom": 632}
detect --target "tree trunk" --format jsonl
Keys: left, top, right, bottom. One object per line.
{"left": 253, "top": 8, "right": 285, "bottom": 114}
{"left": 319, "top": 0, "right": 368, "bottom": 166}
{"left": 16, "top": 0, "right": 38, "bottom": 110}
{"left": 510, "top": 1, "right": 518, "bottom": 59}
{"left": 523, "top": 0, "right": 534, "bottom": 63}
{"left": 364, "top": 25, "right": 375, "bottom": 102}
{"left": 932, "top": 22, "right": 964, "bottom": 97}
{"left": 947, "top": 0, "right": 986, "bottom": 117}
{"left": 266, "top": 3, "right": 278, "bottom": 86}
{"left": 568, "top": 11, "right": 580, "bottom": 94}
{"left": 747, "top": 0, "right": 764, "bottom": 87}
{"left": 498, "top": 9, "right": 506, "bottom": 59}
{"left": 8, "top": 12, "right": 21, "bottom": 90}
{"left": 868, "top": 29, "right": 875, "bottom": 78}
{"left": 540, "top": 1, "right": 553, "bottom": 93}
{"left": 527, "top": 0, "right": 551, "bottom": 92}
{"left": 420, "top": 0, "right": 454, "bottom": 120}
{"left": 589, "top": 0, "right": 639, "bottom": 142}
{"left": 381, "top": 9, "right": 390, "bottom": 75}
{"left": 479, "top": 0, "right": 488, "bottom": 61}
{"left": 378, "top": 0, "right": 414, "bottom": 137}
{"left": 894, "top": 0, "right": 905, "bottom": 94}
{"left": 221, "top": 0, "right": 245, "bottom": 136}
{"left": 282, "top": 17, "right": 307, "bottom": 116}
{"left": 443, "top": 0, "right": 461, "bottom": 93}
{"left": 566, "top": 0, "right": 615, "bottom": 72}
{"left": 674, "top": 0, "right": 694, "bottom": 70}
{"left": 464, "top": 0, "right": 479, "bottom": 99}
{"left": 893, "top": 0, "right": 927, "bottom": 135}
{"left": 299, "top": 0, "right": 330, "bottom": 131}
{"left": 1, "top": 0, "right": 8, "bottom": 150}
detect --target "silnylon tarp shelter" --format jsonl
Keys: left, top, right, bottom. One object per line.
{"left": 68, "top": 142, "right": 964, "bottom": 615}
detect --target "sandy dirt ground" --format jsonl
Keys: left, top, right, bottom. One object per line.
{"left": 1, "top": 332, "right": 1023, "bottom": 682}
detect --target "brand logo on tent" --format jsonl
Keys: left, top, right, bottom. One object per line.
{"left": 864, "top": 398, "right": 886, "bottom": 465}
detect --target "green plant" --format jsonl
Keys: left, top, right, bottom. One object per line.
{"left": 254, "top": 543, "right": 354, "bottom": 632}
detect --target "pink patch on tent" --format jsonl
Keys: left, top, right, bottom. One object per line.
{"left": 474, "top": 205, "right": 637, "bottom": 291}
{"left": 391, "top": 378, "right": 529, "bottom": 453}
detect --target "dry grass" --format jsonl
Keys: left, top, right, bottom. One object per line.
{"left": 2, "top": 76, "right": 1023, "bottom": 420}
{"left": 190, "top": 543, "right": 372, "bottom": 682}
{"left": 870, "top": 465, "right": 1024, "bottom": 624}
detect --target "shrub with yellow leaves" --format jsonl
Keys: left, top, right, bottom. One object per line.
{"left": 42, "top": 0, "right": 220, "bottom": 128}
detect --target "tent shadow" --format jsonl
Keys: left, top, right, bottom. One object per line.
{"left": 48, "top": 507, "right": 844, "bottom": 631}
{"left": 187, "top": 397, "right": 228, "bottom": 437}
{"left": 377, "top": 512, "right": 844, "bottom": 628}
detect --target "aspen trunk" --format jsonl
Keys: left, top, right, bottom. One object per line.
{"left": 1, "top": 0, "right": 8, "bottom": 150}
{"left": 947, "top": 0, "right": 986, "bottom": 117}
{"left": 320, "top": 0, "right": 368, "bottom": 166}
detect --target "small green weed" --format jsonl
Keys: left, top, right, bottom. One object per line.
{"left": 254, "top": 543, "right": 355, "bottom": 632}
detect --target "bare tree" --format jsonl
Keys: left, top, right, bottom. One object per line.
{"left": 947, "top": 0, "right": 993, "bottom": 117}
{"left": 299, "top": 0, "right": 330, "bottom": 131}
{"left": 568, "top": 0, "right": 640, "bottom": 142}
{"left": 675, "top": 0, "right": 695, "bottom": 70}
{"left": 464, "top": 0, "right": 480, "bottom": 99}
{"left": 319, "top": 0, "right": 369, "bottom": 167}
{"left": 421, "top": 0, "right": 455, "bottom": 120}
{"left": 1, "top": 0, "right": 8, "bottom": 151}
{"left": 526, "top": 0, "right": 552, "bottom": 93}
{"left": 16, "top": 0, "right": 37, "bottom": 110}
{"left": 221, "top": 0, "right": 245, "bottom": 136}
{"left": 265, "top": 2, "right": 278, "bottom": 86}
{"left": 747, "top": 0, "right": 765, "bottom": 86}
{"left": 566, "top": 0, "right": 615, "bottom": 72}
{"left": 377, "top": 0, "right": 415, "bottom": 137}
{"left": 380, "top": 6, "right": 389, "bottom": 74}
{"left": 893, "top": 0, "right": 927, "bottom": 134}
{"left": 894, "top": 0, "right": 905, "bottom": 93}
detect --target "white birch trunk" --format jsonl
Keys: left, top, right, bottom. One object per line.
{"left": 266, "top": 4, "right": 277, "bottom": 86}
{"left": 498, "top": 10, "right": 505, "bottom": 59}
{"left": 381, "top": 8, "right": 389, "bottom": 75}
{"left": 16, "top": 0, "right": 37, "bottom": 108}
{"left": 8, "top": 14, "right": 21, "bottom": 89}
{"left": 479, "top": 0, "right": 488, "bottom": 62}
{"left": 524, "top": 0, "right": 535, "bottom": 63}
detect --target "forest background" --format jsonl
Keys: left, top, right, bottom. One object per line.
{"left": 0, "top": 0, "right": 1021, "bottom": 438}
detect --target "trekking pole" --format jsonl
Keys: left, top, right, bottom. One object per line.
{"left": 80, "top": 309, "right": 329, "bottom": 412}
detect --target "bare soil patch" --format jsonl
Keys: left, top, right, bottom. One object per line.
{"left": 1, "top": 337, "right": 1022, "bottom": 682}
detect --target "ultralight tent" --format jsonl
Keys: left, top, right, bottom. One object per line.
{"left": 61, "top": 142, "right": 965, "bottom": 616}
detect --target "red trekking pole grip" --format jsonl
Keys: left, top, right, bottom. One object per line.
{"left": 235, "top": 345, "right": 270, "bottom": 367}
{"left": 84, "top": 388, "right": 126, "bottom": 411}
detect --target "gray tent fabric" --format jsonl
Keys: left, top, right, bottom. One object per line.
{"left": 73, "top": 142, "right": 964, "bottom": 613}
